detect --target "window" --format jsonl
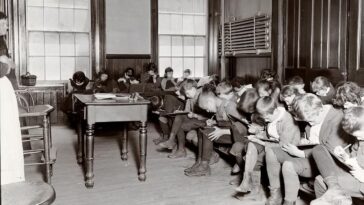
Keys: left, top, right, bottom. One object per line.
{"left": 158, "top": 0, "right": 207, "bottom": 77}
{"left": 26, "top": 0, "right": 91, "bottom": 81}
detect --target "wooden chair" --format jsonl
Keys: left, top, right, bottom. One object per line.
{"left": 1, "top": 181, "right": 55, "bottom": 205}
{"left": 16, "top": 90, "right": 56, "bottom": 184}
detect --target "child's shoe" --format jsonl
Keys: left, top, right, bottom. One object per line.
{"left": 168, "top": 149, "right": 187, "bottom": 159}
{"left": 184, "top": 161, "right": 200, "bottom": 173}
{"left": 282, "top": 200, "right": 295, "bottom": 205}
{"left": 209, "top": 151, "right": 220, "bottom": 165}
{"left": 235, "top": 172, "right": 252, "bottom": 193}
{"left": 310, "top": 187, "right": 352, "bottom": 205}
{"left": 236, "top": 171, "right": 264, "bottom": 201}
{"left": 265, "top": 187, "right": 283, "bottom": 205}
{"left": 159, "top": 139, "right": 176, "bottom": 150}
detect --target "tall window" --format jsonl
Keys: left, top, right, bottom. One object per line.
{"left": 158, "top": 0, "right": 207, "bottom": 77}
{"left": 26, "top": 0, "right": 91, "bottom": 81}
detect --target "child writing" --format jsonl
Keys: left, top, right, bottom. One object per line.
{"left": 117, "top": 67, "right": 139, "bottom": 92}
{"left": 287, "top": 75, "right": 306, "bottom": 94}
{"left": 310, "top": 106, "right": 364, "bottom": 205}
{"left": 333, "top": 81, "right": 363, "bottom": 109}
{"left": 93, "top": 71, "right": 118, "bottom": 93}
{"left": 184, "top": 84, "right": 245, "bottom": 177}
{"left": 235, "top": 96, "right": 301, "bottom": 202}
{"left": 311, "top": 76, "right": 336, "bottom": 104}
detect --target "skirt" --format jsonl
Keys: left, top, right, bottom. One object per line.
{"left": 0, "top": 76, "right": 25, "bottom": 185}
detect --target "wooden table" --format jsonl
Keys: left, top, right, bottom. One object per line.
{"left": 73, "top": 94, "right": 150, "bottom": 188}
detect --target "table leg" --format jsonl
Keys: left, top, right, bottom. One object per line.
{"left": 121, "top": 124, "right": 128, "bottom": 160}
{"left": 43, "top": 115, "right": 51, "bottom": 184}
{"left": 85, "top": 123, "right": 95, "bottom": 188}
{"left": 77, "top": 112, "right": 84, "bottom": 164}
{"left": 138, "top": 121, "right": 147, "bottom": 181}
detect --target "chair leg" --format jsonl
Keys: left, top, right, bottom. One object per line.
{"left": 47, "top": 115, "right": 52, "bottom": 147}
{"left": 43, "top": 115, "right": 51, "bottom": 184}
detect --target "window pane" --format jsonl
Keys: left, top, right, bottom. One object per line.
{"left": 159, "top": 14, "right": 171, "bottom": 34}
{"left": 76, "top": 57, "right": 90, "bottom": 77}
{"left": 159, "top": 0, "right": 182, "bottom": 13}
{"left": 171, "top": 14, "right": 182, "bottom": 34}
{"left": 194, "top": 0, "right": 206, "bottom": 14}
{"left": 44, "top": 8, "right": 59, "bottom": 31}
{"left": 159, "top": 58, "right": 171, "bottom": 75}
{"left": 159, "top": 36, "right": 171, "bottom": 56}
{"left": 182, "top": 0, "right": 194, "bottom": 13}
{"left": 74, "top": 0, "right": 89, "bottom": 9}
{"left": 195, "top": 37, "right": 205, "bottom": 56}
{"left": 194, "top": 15, "right": 206, "bottom": 35}
{"left": 183, "top": 58, "right": 194, "bottom": 73}
{"left": 182, "top": 15, "right": 194, "bottom": 35}
{"left": 194, "top": 58, "right": 205, "bottom": 77}
{"left": 27, "top": 7, "right": 44, "bottom": 30}
{"left": 172, "top": 58, "right": 183, "bottom": 77}
{"left": 45, "top": 57, "right": 61, "bottom": 80}
{"left": 60, "top": 33, "right": 75, "bottom": 56}
{"left": 44, "top": 33, "right": 60, "bottom": 56}
{"left": 75, "top": 33, "right": 89, "bottom": 56}
{"left": 74, "top": 9, "right": 90, "bottom": 32}
{"left": 171, "top": 36, "right": 182, "bottom": 57}
{"left": 28, "top": 57, "right": 45, "bottom": 80}
{"left": 44, "top": 0, "right": 59, "bottom": 7}
{"left": 28, "top": 32, "right": 45, "bottom": 56}
{"left": 61, "top": 57, "right": 75, "bottom": 79}
{"left": 183, "top": 37, "right": 194, "bottom": 56}
{"left": 59, "top": 8, "right": 74, "bottom": 31}
{"left": 59, "top": 0, "right": 74, "bottom": 8}
{"left": 28, "top": 0, "right": 43, "bottom": 7}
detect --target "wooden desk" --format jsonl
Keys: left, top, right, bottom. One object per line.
{"left": 73, "top": 94, "right": 150, "bottom": 188}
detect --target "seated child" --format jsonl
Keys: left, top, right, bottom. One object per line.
{"left": 280, "top": 85, "right": 301, "bottom": 112}
{"left": 235, "top": 96, "right": 300, "bottom": 202}
{"left": 160, "top": 67, "right": 178, "bottom": 92}
{"left": 311, "top": 76, "right": 336, "bottom": 104}
{"left": 93, "top": 71, "right": 118, "bottom": 93}
{"left": 117, "top": 67, "right": 139, "bottom": 92}
{"left": 264, "top": 93, "right": 352, "bottom": 205}
{"left": 216, "top": 80, "right": 238, "bottom": 102}
{"left": 176, "top": 69, "right": 191, "bottom": 87}
{"left": 159, "top": 79, "right": 209, "bottom": 158}
{"left": 333, "top": 81, "right": 363, "bottom": 109}
{"left": 62, "top": 71, "right": 90, "bottom": 115}
{"left": 184, "top": 84, "right": 245, "bottom": 177}
{"left": 141, "top": 62, "right": 159, "bottom": 84}
{"left": 310, "top": 106, "right": 364, "bottom": 205}
{"left": 287, "top": 75, "right": 306, "bottom": 94}
{"left": 150, "top": 94, "right": 185, "bottom": 145}
{"left": 196, "top": 74, "right": 219, "bottom": 88}
{"left": 231, "top": 77, "right": 254, "bottom": 98}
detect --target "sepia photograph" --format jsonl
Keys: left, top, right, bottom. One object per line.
{"left": 1, "top": 0, "right": 364, "bottom": 204}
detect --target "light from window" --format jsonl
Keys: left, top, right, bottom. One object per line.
{"left": 26, "top": 0, "right": 91, "bottom": 81}
{"left": 158, "top": 0, "right": 207, "bottom": 77}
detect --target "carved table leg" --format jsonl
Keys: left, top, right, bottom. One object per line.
{"left": 121, "top": 124, "right": 128, "bottom": 160}
{"left": 43, "top": 115, "right": 51, "bottom": 184}
{"left": 138, "top": 121, "right": 147, "bottom": 181}
{"left": 77, "top": 109, "right": 84, "bottom": 164}
{"left": 85, "top": 123, "right": 95, "bottom": 188}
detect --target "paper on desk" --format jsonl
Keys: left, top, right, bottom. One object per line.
{"left": 94, "top": 93, "right": 116, "bottom": 100}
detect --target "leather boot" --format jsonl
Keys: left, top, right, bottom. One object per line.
{"left": 236, "top": 171, "right": 264, "bottom": 201}
{"left": 265, "top": 187, "right": 283, "bottom": 205}
{"left": 235, "top": 171, "right": 252, "bottom": 193}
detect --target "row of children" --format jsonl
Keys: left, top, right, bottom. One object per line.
{"left": 151, "top": 69, "right": 364, "bottom": 205}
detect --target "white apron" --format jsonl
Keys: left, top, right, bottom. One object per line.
{"left": 0, "top": 76, "right": 25, "bottom": 185}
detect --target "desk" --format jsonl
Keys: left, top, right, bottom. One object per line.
{"left": 73, "top": 94, "right": 150, "bottom": 188}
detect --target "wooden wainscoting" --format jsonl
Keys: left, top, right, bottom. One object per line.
{"left": 18, "top": 84, "right": 66, "bottom": 125}
{"left": 105, "top": 55, "right": 152, "bottom": 80}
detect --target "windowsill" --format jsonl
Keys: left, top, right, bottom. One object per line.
{"left": 18, "top": 81, "right": 67, "bottom": 89}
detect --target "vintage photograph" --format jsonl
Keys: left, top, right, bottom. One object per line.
{"left": 1, "top": 0, "right": 364, "bottom": 204}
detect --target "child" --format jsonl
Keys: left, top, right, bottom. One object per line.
{"left": 287, "top": 75, "right": 306, "bottom": 94}
{"left": 231, "top": 77, "right": 254, "bottom": 98}
{"left": 184, "top": 84, "right": 245, "bottom": 177}
{"left": 176, "top": 69, "right": 191, "bottom": 87}
{"left": 159, "top": 79, "right": 208, "bottom": 158}
{"left": 310, "top": 106, "right": 364, "bottom": 205}
{"left": 311, "top": 76, "right": 336, "bottom": 104}
{"left": 333, "top": 81, "right": 363, "bottom": 109}
{"left": 280, "top": 85, "right": 301, "bottom": 112}
{"left": 141, "top": 63, "right": 158, "bottom": 84}
{"left": 264, "top": 93, "right": 352, "bottom": 205}
{"left": 93, "top": 71, "right": 118, "bottom": 93}
{"left": 255, "top": 79, "right": 273, "bottom": 97}
{"left": 216, "top": 80, "right": 238, "bottom": 102}
{"left": 161, "top": 67, "right": 177, "bottom": 91}
{"left": 117, "top": 67, "right": 139, "bottom": 92}
{"left": 150, "top": 94, "right": 185, "bottom": 145}
{"left": 235, "top": 96, "right": 301, "bottom": 202}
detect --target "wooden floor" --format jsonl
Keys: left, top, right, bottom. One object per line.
{"left": 23, "top": 123, "right": 310, "bottom": 205}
